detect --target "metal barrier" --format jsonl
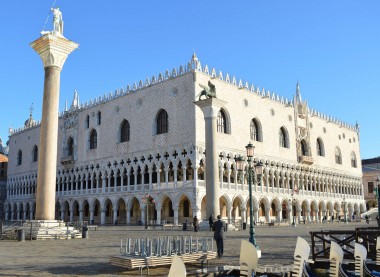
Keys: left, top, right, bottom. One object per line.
{"left": 310, "top": 227, "right": 380, "bottom": 262}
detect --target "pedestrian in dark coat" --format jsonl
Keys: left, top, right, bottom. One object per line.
{"left": 212, "top": 215, "right": 225, "bottom": 258}
{"left": 208, "top": 214, "right": 213, "bottom": 232}
{"left": 193, "top": 216, "right": 199, "bottom": 232}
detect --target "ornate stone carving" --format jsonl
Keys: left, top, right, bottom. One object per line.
{"left": 63, "top": 111, "right": 78, "bottom": 130}
{"left": 30, "top": 34, "right": 79, "bottom": 69}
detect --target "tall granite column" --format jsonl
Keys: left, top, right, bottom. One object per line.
{"left": 195, "top": 98, "right": 227, "bottom": 219}
{"left": 30, "top": 34, "right": 78, "bottom": 220}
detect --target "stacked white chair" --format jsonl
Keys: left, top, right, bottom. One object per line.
{"left": 239, "top": 240, "right": 259, "bottom": 277}
{"left": 168, "top": 255, "right": 186, "bottom": 277}
{"left": 354, "top": 243, "right": 367, "bottom": 277}
{"left": 329, "top": 241, "right": 344, "bottom": 277}
{"left": 291, "top": 236, "right": 311, "bottom": 277}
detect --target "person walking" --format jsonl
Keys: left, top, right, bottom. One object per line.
{"left": 212, "top": 215, "right": 225, "bottom": 258}
{"left": 193, "top": 216, "right": 199, "bottom": 232}
{"left": 208, "top": 214, "right": 213, "bottom": 232}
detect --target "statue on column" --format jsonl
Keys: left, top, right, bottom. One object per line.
{"left": 52, "top": 7, "right": 64, "bottom": 35}
{"left": 197, "top": 81, "right": 216, "bottom": 101}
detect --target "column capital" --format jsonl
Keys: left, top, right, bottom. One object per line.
{"left": 30, "top": 33, "right": 78, "bottom": 69}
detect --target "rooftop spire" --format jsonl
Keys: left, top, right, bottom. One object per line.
{"left": 191, "top": 50, "right": 198, "bottom": 63}
{"left": 71, "top": 89, "right": 79, "bottom": 109}
{"left": 296, "top": 81, "right": 302, "bottom": 102}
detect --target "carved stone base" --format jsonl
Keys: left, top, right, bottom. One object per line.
{"left": 21, "top": 220, "right": 82, "bottom": 240}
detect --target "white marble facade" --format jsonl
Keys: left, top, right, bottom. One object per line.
{"left": 4, "top": 54, "right": 365, "bottom": 225}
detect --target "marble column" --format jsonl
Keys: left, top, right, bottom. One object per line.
{"left": 195, "top": 98, "right": 227, "bottom": 218}
{"left": 30, "top": 33, "right": 78, "bottom": 220}
{"left": 90, "top": 209, "right": 94, "bottom": 224}
{"left": 100, "top": 209, "right": 106, "bottom": 225}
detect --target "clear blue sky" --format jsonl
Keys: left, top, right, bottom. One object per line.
{"left": 0, "top": 1, "right": 379, "bottom": 159}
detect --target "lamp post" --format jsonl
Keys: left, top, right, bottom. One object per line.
{"left": 342, "top": 196, "right": 347, "bottom": 224}
{"left": 142, "top": 193, "right": 155, "bottom": 230}
{"left": 376, "top": 178, "right": 380, "bottom": 227}
{"left": 290, "top": 191, "right": 297, "bottom": 227}
{"left": 236, "top": 142, "right": 263, "bottom": 248}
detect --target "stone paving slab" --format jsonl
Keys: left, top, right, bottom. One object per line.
{"left": 0, "top": 221, "right": 375, "bottom": 276}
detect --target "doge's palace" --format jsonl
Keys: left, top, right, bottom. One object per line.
{"left": 5, "top": 52, "right": 365, "bottom": 226}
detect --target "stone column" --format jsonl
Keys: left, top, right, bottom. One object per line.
{"left": 60, "top": 209, "right": 65, "bottom": 221}
{"left": 100, "top": 209, "right": 106, "bottom": 225}
{"left": 141, "top": 207, "right": 146, "bottom": 225}
{"left": 79, "top": 209, "right": 83, "bottom": 222}
{"left": 241, "top": 208, "right": 247, "bottom": 223}
{"left": 113, "top": 209, "right": 118, "bottom": 225}
{"left": 195, "top": 98, "right": 227, "bottom": 218}
{"left": 69, "top": 209, "right": 74, "bottom": 222}
{"left": 30, "top": 34, "right": 78, "bottom": 220}
{"left": 90, "top": 209, "right": 94, "bottom": 224}
{"left": 126, "top": 209, "right": 131, "bottom": 224}
{"left": 156, "top": 207, "right": 162, "bottom": 225}
{"left": 174, "top": 206, "right": 179, "bottom": 225}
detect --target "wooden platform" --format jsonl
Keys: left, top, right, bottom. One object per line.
{"left": 110, "top": 251, "right": 217, "bottom": 274}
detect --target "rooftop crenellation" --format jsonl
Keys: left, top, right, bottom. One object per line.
{"left": 10, "top": 53, "right": 358, "bottom": 136}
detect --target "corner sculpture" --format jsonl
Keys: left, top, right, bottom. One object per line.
{"left": 40, "top": 7, "right": 64, "bottom": 36}
{"left": 52, "top": 7, "right": 64, "bottom": 35}
{"left": 198, "top": 81, "right": 216, "bottom": 101}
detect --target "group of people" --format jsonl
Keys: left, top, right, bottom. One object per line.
{"left": 190, "top": 214, "right": 225, "bottom": 258}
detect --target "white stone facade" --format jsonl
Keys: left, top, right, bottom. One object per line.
{"left": 5, "top": 55, "right": 365, "bottom": 225}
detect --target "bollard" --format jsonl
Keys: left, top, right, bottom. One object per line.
{"left": 17, "top": 229, "right": 25, "bottom": 242}
{"left": 82, "top": 225, "right": 89, "bottom": 239}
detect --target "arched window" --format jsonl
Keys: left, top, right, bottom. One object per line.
{"left": 85, "top": 115, "right": 90, "bottom": 129}
{"left": 89, "top": 129, "right": 97, "bottom": 149}
{"left": 156, "top": 109, "right": 168, "bottom": 135}
{"left": 67, "top": 137, "right": 74, "bottom": 156}
{"left": 351, "top": 152, "right": 357, "bottom": 168}
{"left": 32, "top": 145, "right": 38, "bottom": 162}
{"left": 301, "top": 140, "right": 309, "bottom": 156}
{"left": 120, "top": 120, "right": 130, "bottom": 142}
{"left": 17, "top": 150, "right": 22, "bottom": 165}
{"left": 250, "top": 118, "right": 262, "bottom": 142}
{"left": 335, "top": 147, "right": 342, "bottom": 164}
{"left": 279, "top": 127, "right": 289, "bottom": 148}
{"left": 217, "top": 109, "right": 227, "bottom": 133}
{"left": 316, "top": 138, "right": 324, "bottom": 156}
{"left": 97, "top": 111, "right": 101, "bottom": 125}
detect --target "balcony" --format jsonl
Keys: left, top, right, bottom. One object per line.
{"left": 300, "top": 155, "right": 314, "bottom": 165}
{"left": 61, "top": 155, "right": 74, "bottom": 165}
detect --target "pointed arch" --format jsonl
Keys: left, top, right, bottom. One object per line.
{"left": 89, "top": 129, "right": 97, "bottom": 149}
{"left": 250, "top": 118, "right": 263, "bottom": 142}
{"left": 301, "top": 139, "right": 309, "bottom": 156}
{"left": 17, "top": 149, "right": 22, "bottom": 165}
{"left": 335, "top": 146, "right": 342, "bottom": 164}
{"left": 316, "top": 137, "right": 325, "bottom": 157}
{"left": 120, "top": 119, "right": 130, "bottom": 142}
{"left": 32, "top": 145, "right": 38, "bottom": 162}
{"left": 67, "top": 137, "right": 74, "bottom": 156}
{"left": 156, "top": 109, "right": 168, "bottom": 134}
{"left": 351, "top": 152, "right": 357, "bottom": 168}
{"left": 279, "top": 126, "right": 289, "bottom": 148}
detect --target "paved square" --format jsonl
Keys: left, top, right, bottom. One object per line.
{"left": 0, "top": 221, "right": 374, "bottom": 276}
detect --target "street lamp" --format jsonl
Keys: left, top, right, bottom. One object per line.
{"left": 375, "top": 178, "right": 380, "bottom": 227}
{"left": 236, "top": 142, "right": 263, "bottom": 248}
{"left": 342, "top": 196, "right": 347, "bottom": 224}
{"left": 290, "top": 191, "right": 297, "bottom": 227}
{"left": 142, "top": 193, "right": 155, "bottom": 230}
